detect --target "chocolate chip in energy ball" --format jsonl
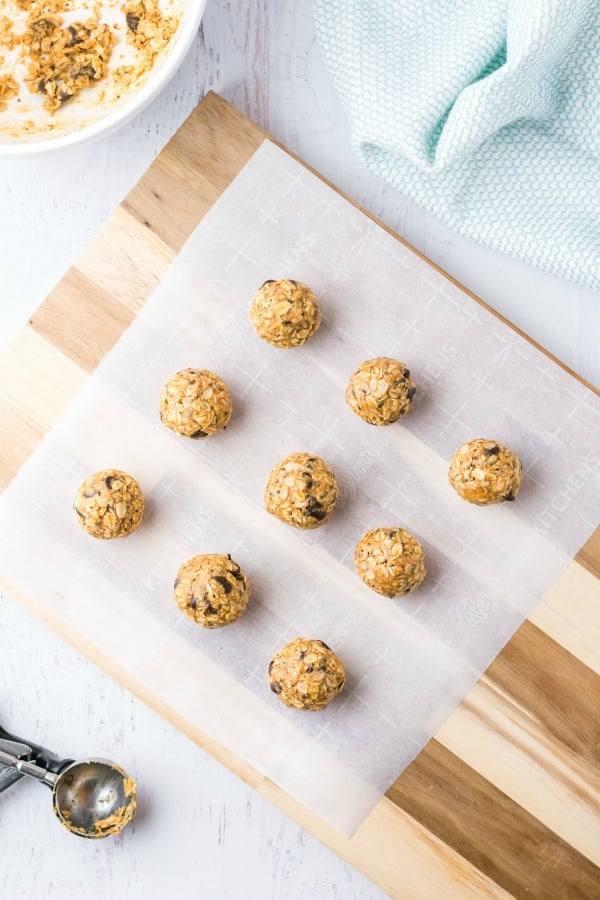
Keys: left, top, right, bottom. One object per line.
{"left": 448, "top": 439, "right": 522, "bottom": 506}
{"left": 267, "top": 638, "right": 346, "bottom": 711}
{"left": 74, "top": 469, "right": 144, "bottom": 540}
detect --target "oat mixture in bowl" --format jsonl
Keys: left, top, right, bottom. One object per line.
{"left": 0, "top": 0, "right": 205, "bottom": 151}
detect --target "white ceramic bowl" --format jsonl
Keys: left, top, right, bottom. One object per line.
{"left": 0, "top": 0, "right": 206, "bottom": 156}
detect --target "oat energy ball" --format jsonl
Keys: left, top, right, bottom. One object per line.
{"left": 74, "top": 470, "right": 144, "bottom": 539}
{"left": 249, "top": 279, "right": 321, "bottom": 348}
{"left": 160, "top": 368, "right": 232, "bottom": 438}
{"left": 267, "top": 638, "right": 346, "bottom": 711}
{"left": 346, "top": 357, "right": 416, "bottom": 425}
{"left": 174, "top": 554, "right": 250, "bottom": 628}
{"left": 448, "top": 439, "right": 522, "bottom": 505}
{"left": 265, "top": 452, "right": 338, "bottom": 529}
{"left": 355, "top": 527, "right": 426, "bottom": 597}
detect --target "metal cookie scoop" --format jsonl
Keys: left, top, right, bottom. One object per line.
{"left": 0, "top": 725, "right": 136, "bottom": 839}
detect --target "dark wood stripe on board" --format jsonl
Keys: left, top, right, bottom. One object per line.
{"left": 388, "top": 739, "right": 600, "bottom": 900}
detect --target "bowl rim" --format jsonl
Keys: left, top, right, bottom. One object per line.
{"left": 0, "top": 0, "right": 207, "bottom": 157}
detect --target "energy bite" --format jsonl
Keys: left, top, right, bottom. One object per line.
{"left": 346, "top": 357, "right": 416, "bottom": 425}
{"left": 160, "top": 368, "right": 232, "bottom": 438}
{"left": 448, "top": 439, "right": 522, "bottom": 506}
{"left": 249, "top": 279, "right": 321, "bottom": 348}
{"left": 267, "top": 638, "right": 346, "bottom": 711}
{"left": 354, "top": 527, "right": 426, "bottom": 597}
{"left": 174, "top": 554, "right": 250, "bottom": 628}
{"left": 74, "top": 469, "right": 144, "bottom": 539}
{"left": 265, "top": 452, "right": 338, "bottom": 528}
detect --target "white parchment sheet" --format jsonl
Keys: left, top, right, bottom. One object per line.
{"left": 1, "top": 141, "right": 599, "bottom": 835}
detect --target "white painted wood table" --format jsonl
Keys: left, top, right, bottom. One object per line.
{"left": 0, "top": 3, "right": 598, "bottom": 898}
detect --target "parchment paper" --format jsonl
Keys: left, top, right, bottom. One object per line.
{"left": 0, "top": 140, "right": 599, "bottom": 835}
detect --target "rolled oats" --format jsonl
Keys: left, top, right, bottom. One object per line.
{"left": 265, "top": 452, "right": 338, "bottom": 529}
{"left": 346, "top": 357, "right": 416, "bottom": 426}
{"left": 448, "top": 438, "right": 522, "bottom": 505}
{"left": 159, "top": 368, "right": 232, "bottom": 439}
{"left": 74, "top": 469, "right": 144, "bottom": 539}
{"left": 0, "top": 0, "right": 180, "bottom": 118}
{"left": 354, "top": 527, "right": 426, "bottom": 597}
{"left": 249, "top": 279, "right": 321, "bottom": 348}
{"left": 267, "top": 638, "right": 346, "bottom": 711}
{"left": 0, "top": 74, "right": 18, "bottom": 111}
{"left": 173, "top": 553, "right": 250, "bottom": 629}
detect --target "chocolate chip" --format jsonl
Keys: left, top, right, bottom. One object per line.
{"left": 213, "top": 576, "right": 232, "bottom": 594}
{"left": 305, "top": 665, "right": 314, "bottom": 673}
{"left": 174, "top": 577, "right": 181, "bottom": 589}
{"left": 190, "top": 429, "right": 208, "bottom": 439}
{"left": 189, "top": 595, "right": 198, "bottom": 610}
{"left": 105, "top": 476, "right": 117, "bottom": 489}
{"left": 299, "top": 650, "right": 306, "bottom": 660}
{"left": 407, "top": 386, "right": 416, "bottom": 401}
{"left": 77, "top": 64, "right": 97, "bottom": 79}
{"left": 204, "top": 602, "right": 216, "bottom": 615}
{"left": 31, "top": 18, "right": 56, "bottom": 35}
{"left": 319, "top": 640, "right": 331, "bottom": 651}
{"left": 403, "top": 368, "right": 411, "bottom": 378}
{"left": 319, "top": 664, "right": 327, "bottom": 672}
{"left": 126, "top": 12, "right": 139, "bottom": 31}
{"left": 270, "top": 681, "right": 282, "bottom": 694}
{"left": 268, "top": 660, "right": 274, "bottom": 675}
{"left": 503, "top": 491, "right": 516, "bottom": 502}
{"left": 67, "top": 24, "right": 83, "bottom": 44}
{"left": 306, "top": 496, "right": 326, "bottom": 521}
{"left": 484, "top": 445, "right": 500, "bottom": 456}
{"left": 261, "top": 280, "right": 275, "bottom": 288}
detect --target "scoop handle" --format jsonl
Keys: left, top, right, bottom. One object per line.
{"left": 0, "top": 723, "right": 71, "bottom": 793}
{"left": 0, "top": 747, "right": 58, "bottom": 787}
{"left": 0, "top": 725, "right": 33, "bottom": 794}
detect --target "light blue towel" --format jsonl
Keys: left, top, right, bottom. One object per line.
{"left": 313, "top": 0, "right": 600, "bottom": 290}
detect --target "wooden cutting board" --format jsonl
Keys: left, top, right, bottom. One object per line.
{"left": 1, "top": 92, "right": 599, "bottom": 899}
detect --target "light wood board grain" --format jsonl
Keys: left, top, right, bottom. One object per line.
{"left": 1, "top": 93, "right": 599, "bottom": 899}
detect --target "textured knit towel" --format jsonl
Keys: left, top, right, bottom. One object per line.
{"left": 313, "top": 0, "right": 600, "bottom": 289}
